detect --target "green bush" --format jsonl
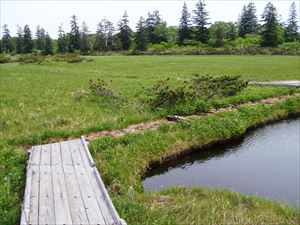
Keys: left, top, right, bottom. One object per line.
{"left": 0, "top": 53, "right": 11, "bottom": 64}
{"left": 144, "top": 74, "right": 248, "bottom": 114}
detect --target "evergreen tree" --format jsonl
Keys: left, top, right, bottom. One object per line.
{"left": 192, "top": 0, "right": 210, "bottom": 43}
{"left": 1, "top": 24, "right": 14, "bottom": 53}
{"left": 68, "top": 15, "right": 81, "bottom": 52}
{"left": 118, "top": 11, "right": 132, "bottom": 50}
{"left": 16, "top": 25, "right": 23, "bottom": 54}
{"left": 94, "top": 21, "right": 106, "bottom": 51}
{"left": 80, "top": 22, "right": 90, "bottom": 54}
{"left": 43, "top": 32, "right": 53, "bottom": 55}
{"left": 285, "top": 2, "right": 299, "bottom": 42}
{"left": 261, "top": 2, "right": 280, "bottom": 47}
{"left": 135, "top": 16, "right": 149, "bottom": 51}
{"left": 35, "top": 25, "right": 46, "bottom": 51}
{"left": 57, "top": 24, "right": 68, "bottom": 54}
{"left": 0, "top": 40, "right": 2, "bottom": 53}
{"left": 23, "top": 24, "right": 34, "bottom": 53}
{"left": 146, "top": 10, "right": 167, "bottom": 44}
{"left": 228, "top": 22, "right": 238, "bottom": 41}
{"left": 178, "top": 2, "right": 192, "bottom": 45}
{"left": 238, "top": 2, "right": 258, "bottom": 37}
{"left": 105, "top": 20, "right": 115, "bottom": 50}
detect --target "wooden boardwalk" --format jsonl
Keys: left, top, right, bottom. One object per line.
{"left": 21, "top": 137, "right": 126, "bottom": 225}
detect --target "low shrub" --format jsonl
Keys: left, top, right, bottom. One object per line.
{"left": 0, "top": 53, "right": 11, "bottom": 64}
{"left": 88, "top": 79, "right": 127, "bottom": 108}
{"left": 144, "top": 74, "right": 248, "bottom": 114}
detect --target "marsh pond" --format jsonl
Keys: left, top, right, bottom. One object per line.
{"left": 143, "top": 118, "right": 300, "bottom": 208}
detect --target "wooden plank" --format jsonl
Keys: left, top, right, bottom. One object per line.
{"left": 28, "top": 166, "right": 40, "bottom": 225}
{"left": 62, "top": 165, "right": 89, "bottom": 225}
{"left": 61, "top": 141, "right": 73, "bottom": 165}
{"left": 52, "top": 165, "right": 73, "bottom": 225}
{"left": 39, "top": 165, "right": 55, "bottom": 225}
{"left": 28, "top": 145, "right": 41, "bottom": 165}
{"left": 40, "top": 144, "right": 51, "bottom": 166}
{"left": 78, "top": 140, "right": 116, "bottom": 225}
{"left": 20, "top": 165, "right": 33, "bottom": 225}
{"left": 51, "top": 142, "right": 62, "bottom": 166}
{"left": 69, "top": 140, "right": 106, "bottom": 225}
{"left": 81, "top": 136, "right": 122, "bottom": 225}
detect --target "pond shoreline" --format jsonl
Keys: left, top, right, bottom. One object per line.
{"left": 144, "top": 111, "right": 300, "bottom": 175}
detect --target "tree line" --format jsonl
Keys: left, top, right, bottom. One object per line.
{"left": 0, "top": 1, "right": 299, "bottom": 55}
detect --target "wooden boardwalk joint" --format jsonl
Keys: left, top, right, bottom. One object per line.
{"left": 21, "top": 136, "right": 126, "bottom": 225}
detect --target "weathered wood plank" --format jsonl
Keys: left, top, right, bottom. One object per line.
{"left": 52, "top": 165, "right": 73, "bottom": 225}
{"left": 28, "top": 165, "right": 40, "bottom": 225}
{"left": 40, "top": 144, "right": 51, "bottom": 166}
{"left": 78, "top": 141, "right": 116, "bottom": 225}
{"left": 62, "top": 165, "right": 89, "bottom": 225}
{"left": 39, "top": 165, "right": 55, "bottom": 225}
{"left": 61, "top": 141, "right": 73, "bottom": 165}
{"left": 69, "top": 140, "right": 106, "bottom": 225}
{"left": 28, "top": 145, "right": 41, "bottom": 165}
{"left": 51, "top": 142, "right": 62, "bottom": 166}
{"left": 20, "top": 164, "right": 33, "bottom": 225}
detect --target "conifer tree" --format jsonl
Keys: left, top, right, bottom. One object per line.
{"left": 35, "top": 26, "right": 46, "bottom": 51}
{"left": 106, "top": 20, "right": 115, "bottom": 50}
{"left": 23, "top": 24, "right": 34, "bottom": 53}
{"left": 43, "top": 32, "right": 53, "bottom": 55}
{"left": 1, "top": 24, "right": 14, "bottom": 53}
{"left": 94, "top": 21, "right": 106, "bottom": 51}
{"left": 135, "top": 16, "right": 149, "bottom": 51}
{"left": 238, "top": 2, "right": 258, "bottom": 37}
{"left": 118, "top": 11, "right": 132, "bottom": 50}
{"left": 261, "top": 2, "right": 280, "bottom": 47}
{"left": 285, "top": 2, "right": 299, "bottom": 42}
{"left": 16, "top": 25, "right": 23, "bottom": 54}
{"left": 68, "top": 15, "right": 81, "bottom": 52}
{"left": 146, "top": 10, "right": 167, "bottom": 44}
{"left": 178, "top": 2, "right": 192, "bottom": 45}
{"left": 80, "top": 21, "right": 90, "bottom": 54}
{"left": 192, "top": 0, "right": 210, "bottom": 43}
{"left": 57, "top": 24, "right": 68, "bottom": 54}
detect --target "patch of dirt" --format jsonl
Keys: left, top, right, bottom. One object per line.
{"left": 85, "top": 93, "right": 300, "bottom": 141}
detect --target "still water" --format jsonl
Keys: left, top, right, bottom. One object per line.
{"left": 143, "top": 119, "right": 300, "bottom": 207}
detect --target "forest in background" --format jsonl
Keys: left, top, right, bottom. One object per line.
{"left": 0, "top": 1, "right": 299, "bottom": 56}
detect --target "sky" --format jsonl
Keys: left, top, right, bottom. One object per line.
{"left": 0, "top": 0, "right": 299, "bottom": 38}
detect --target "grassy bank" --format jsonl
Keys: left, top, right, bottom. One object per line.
{"left": 0, "top": 55, "right": 300, "bottom": 224}
{"left": 89, "top": 96, "right": 300, "bottom": 225}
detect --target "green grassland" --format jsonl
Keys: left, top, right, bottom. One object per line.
{"left": 0, "top": 55, "right": 300, "bottom": 224}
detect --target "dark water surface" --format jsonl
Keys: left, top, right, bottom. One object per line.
{"left": 143, "top": 119, "right": 300, "bottom": 208}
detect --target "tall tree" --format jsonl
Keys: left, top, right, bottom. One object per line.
{"left": 23, "top": 24, "right": 34, "bottom": 53}
{"left": 178, "top": 2, "right": 192, "bottom": 45}
{"left": 192, "top": 0, "right": 210, "bottom": 43}
{"left": 285, "top": 2, "right": 299, "bottom": 42}
{"left": 261, "top": 2, "right": 280, "bottom": 47}
{"left": 238, "top": 2, "right": 258, "bottom": 37}
{"left": 94, "top": 21, "right": 106, "bottom": 51}
{"left": 80, "top": 21, "right": 90, "bottom": 54}
{"left": 135, "top": 16, "right": 149, "bottom": 51}
{"left": 16, "top": 25, "right": 23, "bottom": 54}
{"left": 43, "top": 32, "right": 53, "bottom": 55}
{"left": 57, "top": 24, "right": 68, "bottom": 53}
{"left": 146, "top": 10, "right": 167, "bottom": 44}
{"left": 1, "top": 24, "right": 14, "bottom": 53}
{"left": 35, "top": 25, "right": 46, "bottom": 51}
{"left": 118, "top": 11, "right": 132, "bottom": 50}
{"left": 106, "top": 20, "right": 115, "bottom": 50}
{"left": 68, "top": 15, "right": 81, "bottom": 52}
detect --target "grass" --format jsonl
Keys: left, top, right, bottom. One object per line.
{"left": 0, "top": 55, "right": 300, "bottom": 224}
{"left": 89, "top": 97, "right": 300, "bottom": 225}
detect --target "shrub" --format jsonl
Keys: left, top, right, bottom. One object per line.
{"left": 0, "top": 53, "right": 11, "bottom": 64}
{"left": 144, "top": 74, "right": 248, "bottom": 113}
{"left": 88, "top": 79, "right": 127, "bottom": 108}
